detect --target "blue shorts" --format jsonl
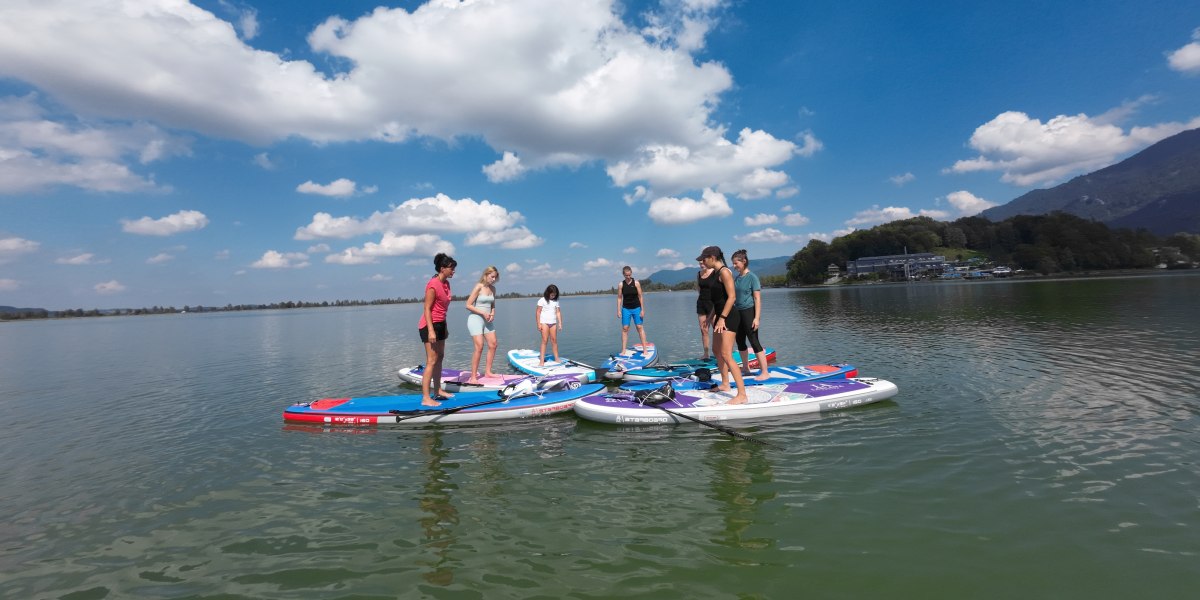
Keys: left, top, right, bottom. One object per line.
{"left": 621, "top": 307, "right": 643, "bottom": 327}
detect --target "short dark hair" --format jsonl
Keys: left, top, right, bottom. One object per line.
{"left": 433, "top": 253, "right": 457, "bottom": 272}
{"left": 543, "top": 284, "right": 560, "bottom": 301}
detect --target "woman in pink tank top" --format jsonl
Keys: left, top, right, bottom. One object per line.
{"left": 419, "top": 252, "right": 456, "bottom": 406}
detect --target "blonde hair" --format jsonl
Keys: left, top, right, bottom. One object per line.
{"left": 478, "top": 265, "right": 500, "bottom": 285}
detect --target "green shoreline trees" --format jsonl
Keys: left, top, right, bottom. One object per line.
{"left": 786, "top": 212, "right": 1199, "bottom": 285}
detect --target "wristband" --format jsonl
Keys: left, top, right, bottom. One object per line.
{"left": 719, "top": 314, "right": 727, "bottom": 319}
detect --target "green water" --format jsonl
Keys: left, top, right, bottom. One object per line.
{"left": 1, "top": 274, "right": 1198, "bottom": 598}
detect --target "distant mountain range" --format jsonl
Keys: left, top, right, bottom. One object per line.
{"left": 0, "top": 305, "right": 39, "bottom": 313}
{"left": 647, "top": 255, "right": 791, "bottom": 285}
{"left": 980, "top": 127, "right": 1200, "bottom": 235}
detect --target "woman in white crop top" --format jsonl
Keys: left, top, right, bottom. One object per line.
{"left": 535, "top": 284, "right": 562, "bottom": 366}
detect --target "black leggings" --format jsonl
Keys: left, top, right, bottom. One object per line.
{"left": 735, "top": 307, "right": 764, "bottom": 353}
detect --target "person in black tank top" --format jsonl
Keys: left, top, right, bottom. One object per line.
{"left": 617, "top": 266, "right": 649, "bottom": 352}
{"left": 695, "top": 260, "right": 716, "bottom": 359}
{"left": 696, "top": 246, "right": 748, "bottom": 404}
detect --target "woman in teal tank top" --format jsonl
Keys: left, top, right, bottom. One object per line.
{"left": 465, "top": 266, "right": 500, "bottom": 383}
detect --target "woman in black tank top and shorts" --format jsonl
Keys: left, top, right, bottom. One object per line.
{"left": 696, "top": 245, "right": 747, "bottom": 404}
{"left": 695, "top": 260, "right": 716, "bottom": 359}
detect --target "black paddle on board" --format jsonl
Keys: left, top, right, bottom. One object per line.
{"left": 631, "top": 384, "right": 776, "bottom": 447}
{"left": 387, "top": 376, "right": 573, "bottom": 423}
{"left": 388, "top": 396, "right": 510, "bottom": 423}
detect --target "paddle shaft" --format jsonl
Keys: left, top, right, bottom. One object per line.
{"left": 649, "top": 404, "right": 775, "bottom": 447}
{"left": 389, "top": 396, "right": 508, "bottom": 422}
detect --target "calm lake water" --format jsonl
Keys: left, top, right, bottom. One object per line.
{"left": 2, "top": 273, "right": 1198, "bottom": 598}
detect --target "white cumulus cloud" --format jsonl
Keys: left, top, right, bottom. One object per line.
{"left": 465, "top": 227, "right": 544, "bottom": 249}
{"left": 944, "top": 190, "right": 997, "bottom": 217}
{"left": 846, "top": 205, "right": 948, "bottom": 227}
{"left": 647, "top": 188, "right": 732, "bottom": 224}
{"left": 521, "top": 262, "right": 571, "bottom": 280}
{"left": 326, "top": 233, "right": 454, "bottom": 265}
{"left": 0, "top": 0, "right": 802, "bottom": 201}
{"left": 656, "top": 248, "right": 679, "bottom": 258}
{"left": 146, "top": 252, "right": 175, "bottom": 265}
{"left": 744, "top": 213, "right": 778, "bottom": 227}
{"left": 252, "top": 152, "right": 277, "bottom": 170}
{"left": 121, "top": 210, "right": 209, "bottom": 236}
{"left": 1167, "top": 28, "right": 1200, "bottom": 74}
{"left": 609, "top": 128, "right": 800, "bottom": 199}
{"left": 733, "top": 227, "right": 811, "bottom": 245}
{"left": 0, "top": 95, "right": 186, "bottom": 194}
{"left": 948, "top": 108, "right": 1200, "bottom": 186}
{"left": 0, "top": 236, "right": 39, "bottom": 263}
{"left": 783, "top": 213, "right": 810, "bottom": 227}
{"left": 297, "top": 178, "right": 362, "bottom": 197}
{"left": 482, "top": 151, "right": 527, "bottom": 183}
{"left": 233, "top": 5, "right": 258, "bottom": 40}
{"left": 251, "top": 250, "right": 310, "bottom": 269}
{"left": 56, "top": 252, "right": 106, "bottom": 265}
{"left": 584, "top": 257, "right": 613, "bottom": 270}
{"left": 94, "top": 280, "right": 126, "bottom": 294}
{"left": 890, "top": 172, "right": 915, "bottom": 186}
{"left": 295, "top": 194, "right": 526, "bottom": 241}
{"left": 794, "top": 130, "right": 823, "bottom": 158}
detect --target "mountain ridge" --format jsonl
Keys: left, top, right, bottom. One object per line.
{"left": 980, "top": 127, "right": 1200, "bottom": 235}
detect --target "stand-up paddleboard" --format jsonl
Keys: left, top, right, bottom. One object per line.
{"left": 398, "top": 365, "right": 574, "bottom": 393}
{"left": 506, "top": 348, "right": 597, "bottom": 382}
{"left": 285, "top": 381, "right": 606, "bottom": 426}
{"left": 712, "top": 363, "right": 857, "bottom": 385}
{"left": 620, "top": 363, "right": 856, "bottom": 391}
{"left": 621, "top": 347, "right": 777, "bottom": 382}
{"left": 575, "top": 378, "right": 897, "bottom": 424}
{"left": 600, "top": 343, "right": 659, "bottom": 379}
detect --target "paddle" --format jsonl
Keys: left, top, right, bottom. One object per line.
{"left": 648, "top": 402, "right": 775, "bottom": 447}
{"left": 562, "top": 358, "right": 597, "bottom": 371}
{"left": 558, "top": 358, "right": 605, "bottom": 380}
{"left": 387, "top": 374, "right": 572, "bottom": 423}
{"left": 626, "top": 386, "right": 776, "bottom": 447}
{"left": 388, "top": 396, "right": 510, "bottom": 422}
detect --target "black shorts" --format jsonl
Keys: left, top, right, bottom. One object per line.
{"left": 419, "top": 321, "right": 448, "bottom": 342}
{"left": 696, "top": 298, "right": 714, "bottom": 316}
{"left": 719, "top": 308, "right": 742, "bottom": 333}
{"left": 735, "top": 307, "right": 764, "bottom": 353}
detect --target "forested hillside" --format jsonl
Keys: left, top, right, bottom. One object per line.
{"left": 786, "top": 213, "right": 1199, "bottom": 285}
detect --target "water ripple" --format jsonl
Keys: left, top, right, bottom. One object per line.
{"left": 3, "top": 277, "right": 1200, "bottom": 597}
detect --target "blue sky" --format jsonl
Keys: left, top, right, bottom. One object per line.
{"left": 1, "top": 0, "right": 1198, "bottom": 309}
